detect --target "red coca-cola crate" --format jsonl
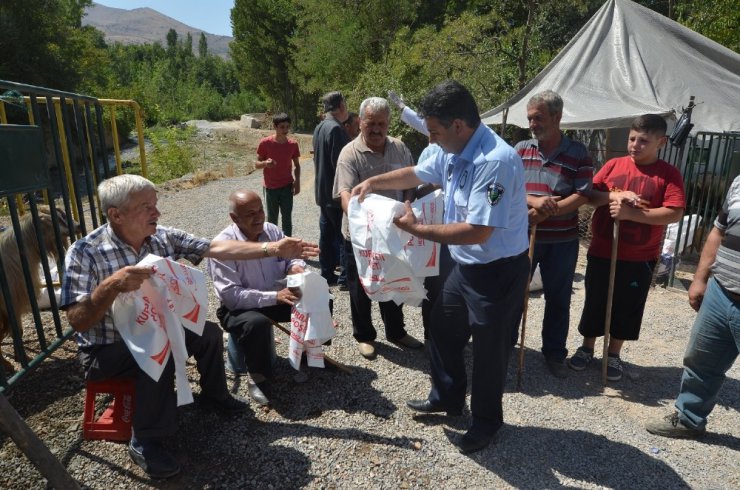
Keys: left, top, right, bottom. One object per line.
{"left": 82, "top": 378, "right": 135, "bottom": 441}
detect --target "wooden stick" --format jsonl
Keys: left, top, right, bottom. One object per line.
{"left": 0, "top": 394, "right": 80, "bottom": 489}
{"left": 517, "top": 224, "right": 537, "bottom": 390}
{"left": 270, "top": 320, "right": 353, "bottom": 374}
{"left": 602, "top": 220, "right": 620, "bottom": 385}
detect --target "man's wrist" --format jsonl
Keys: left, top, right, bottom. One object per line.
{"left": 262, "top": 242, "right": 270, "bottom": 257}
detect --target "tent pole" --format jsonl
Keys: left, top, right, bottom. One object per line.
{"left": 501, "top": 108, "right": 509, "bottom": 137}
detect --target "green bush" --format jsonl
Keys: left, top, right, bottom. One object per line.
{"left": 145, "top": 125, "right": 197, "bottom": 183}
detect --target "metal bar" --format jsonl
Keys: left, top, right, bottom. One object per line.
{"left": 54, "top": 99, "right": 80, "bottom": 230}
{"left": 5, "top": 198, "right": 45, "bottom": 367}
{"left": 46, "top": 96, "right": 76, "bottom": 247}
{"left": 71, "top": 101, "right": 98, "bottom": 231}
{"left": 109, "top": 106, "right": 123, "bottom": 177}
{"left": 0, "top": 78, "right": 97, "bottom": 102}
{"left": 60, "top": 98, "right": 88, "bottom": 236}
{"left": 1, "top": 329, "right": 76, "bottom": 392}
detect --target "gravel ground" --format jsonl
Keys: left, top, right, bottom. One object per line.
{"left": 1, "top": 151, "right": 738, "bottom": 489}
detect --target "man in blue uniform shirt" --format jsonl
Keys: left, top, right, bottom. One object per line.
{"left": 352, "top": 80, "right": 529, "bottom": 454}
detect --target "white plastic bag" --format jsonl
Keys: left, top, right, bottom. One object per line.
{"left": 112, "top": 254, "right": 208, "bottom": 406}
{"left": 657, "top": 215, "right": 702, "bottom": 283}
{"left": 287, "top": 271, "right": 335, "bottom": 370}
{"left": 347, "top": 191, "right": 443, "bottom": 307}
{"left": 400, "top": 190, "right": 444, "bottom": 277}
{"left": 529, "top": 264, "right": 543, "bottom": 292}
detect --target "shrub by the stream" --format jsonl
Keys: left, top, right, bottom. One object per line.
{"left": 145, "top": 125, "right": 197, "bottom": 183}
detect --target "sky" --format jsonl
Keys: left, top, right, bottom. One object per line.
{"left": 94, "top": 1, "right": 235, "bottom": 36}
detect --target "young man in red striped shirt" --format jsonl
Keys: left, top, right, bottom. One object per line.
{"left": 511, "top": 90, "right": 593, "bottom": 378}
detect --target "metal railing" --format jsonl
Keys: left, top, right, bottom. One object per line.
{"left": 659, "top": 131, "right": 740, "bottom": 287}
{"left": 0, "top": 80, "right": 146, "bottom": 392}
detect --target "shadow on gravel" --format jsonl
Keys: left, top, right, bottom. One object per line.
{"left": 167, "top": 418, "right": 418, "bottom": 488}
{"left": 464, "top": 426, "right": 690, "bottom": 489}
{"left": 1, "top": 352, "right": 84, "bottom": 420}
{"left": 240, "top": 363, "right": 400, "bottom": 421}
{"left": 371, "top": 341, "right": 429, "bottom": 373}
{"left": 506, "top": 346, "right": 739, "bottom": 414}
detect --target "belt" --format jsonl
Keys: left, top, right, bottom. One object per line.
{"left": 719, "top": 283, "right": 740, "bottom": 303}
{"left": 467, "top": 250, "right": 529, "bottom": 268}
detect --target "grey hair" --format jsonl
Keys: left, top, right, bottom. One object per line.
{"left": 98, "top": 174, "right": 156, "bottom": 213}
{"left": 528, "top": 90, "right": 563, "bottom": 115}
{"left": 359, "top": 97, "right": 391, "bottom": 120}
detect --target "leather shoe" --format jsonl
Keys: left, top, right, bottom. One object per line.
{"left": 248, "top": 381, "right": 270, "bottom": 406}
{"left": 391, "top": 334, "right": 423, "bottom": 349}
{"left": 406, "top": 398, "right": 462, "bottom": 416}
{"left": 128, "top": 439, "right": 181, "bottom": 479}
{"left": 358, "top": 342, "right": 376, "bottom": 359}
{"left": 199, "top": 394, "right": 249, "bottom": 414}
{"left": 545, "top": 358, "right": 569, "bottom": 379}
{"left": 457, "top": 429, "right": 495, "bottom": 454}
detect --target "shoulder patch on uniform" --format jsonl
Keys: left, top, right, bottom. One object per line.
{"left": 487, "top": 183, "right": 505, "bottom": 206}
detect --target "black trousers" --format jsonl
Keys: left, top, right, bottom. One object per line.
{"left": 421, "top": 244, "right": 453, "bottom": 340}
{"left": 216, "top": 304, "right": 292, "bottom": 378}
{"left": 344, "top": 238, "right": 407, "bottom": 343}
{"left": 427, "top": 252, "right": 529, "bottom": 435}
{"left": 79, "top": 321, "right": 227, "bottom": 440}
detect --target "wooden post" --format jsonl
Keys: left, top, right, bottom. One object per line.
{"left": 0, "top": 394, "right": 80, "bottom": 489}
{"left": 517, "top": 224, "right": 537, "bottom": 390}
{"left": 602, "top": 220, "right": 620, "bottom": 385}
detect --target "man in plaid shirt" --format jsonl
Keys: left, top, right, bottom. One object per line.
{"left": 61, "top": 174, "right": 317, "bottom": 479}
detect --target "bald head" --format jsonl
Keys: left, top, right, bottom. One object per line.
{"left": 228, "top": 189, "right": 265, "bottom": 241}
{"left": 229, "top": 189, "right": 261, "bottom": 212}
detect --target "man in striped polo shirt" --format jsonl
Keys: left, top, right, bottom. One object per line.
{"left": 511, "top": 90, "right": 594, "bottom": 378}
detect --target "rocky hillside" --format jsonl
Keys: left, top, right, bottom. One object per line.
{"left": 83, "top": 3, "right": 232, "bottom": 58}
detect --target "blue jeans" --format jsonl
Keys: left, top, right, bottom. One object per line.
{"left": 318, "top": 205, "right": 343, "bottom": 281}
{"left": 675, "top": 278, "right": 739, "bottom": 429}
{"left": 511, "top": 239, "right": 578, "bottom": 362}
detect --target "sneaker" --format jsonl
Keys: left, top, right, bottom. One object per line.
{"left": 568, "top": 346, "right": 593, "bottom": 371}
{"left": 358, "top": 341, "right": 376, "bottom": 359}
{"left": 199, "top": 394, "right": 249, "bottom": 414}
{"left": 646, "top": 412, "right": 706, "bottom": 439}
{"left": 128, "top": 439, "right": 181, "bottom": 479}
{"left": 606, "top": 354, "right": 623, "bottom": 381}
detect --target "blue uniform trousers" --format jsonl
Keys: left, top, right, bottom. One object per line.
{"left": 428, "top": 251, "right": 529, "bottom": 435}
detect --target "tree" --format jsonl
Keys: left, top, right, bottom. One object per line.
{"left": 166, "top": 28, "right": 178, "bottom": 55}
{"left": 675, "top": 0, "right": 739, "bottom": 52}
{"left": 198, "top": 32, "right": 208, "bottom": 58}
{"left": 230, "top": 0, "right": 298, "bottom": 116}
{"left": 0, "top": 0, "right": 106, "bottom": 90}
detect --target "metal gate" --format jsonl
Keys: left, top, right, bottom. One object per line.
{"left": 660, "top": 131, "right": 740, "bottom": 287}
{"left": 0, "top": 80, "right": 146, "bottom": 391}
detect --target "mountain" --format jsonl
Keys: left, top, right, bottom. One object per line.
{"left": 83, "top": 3, "right": 232, "bottom": 59}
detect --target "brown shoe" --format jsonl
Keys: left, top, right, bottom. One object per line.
{"left": 358, "top": 342, "right": 376, "bottom": 359}
{"left": 392, "top": 334, "right": 423, "bottom": 349}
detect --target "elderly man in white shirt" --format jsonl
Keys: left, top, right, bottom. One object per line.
{"left": 208, "top": 190, "right": 305, "bottom": 406}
